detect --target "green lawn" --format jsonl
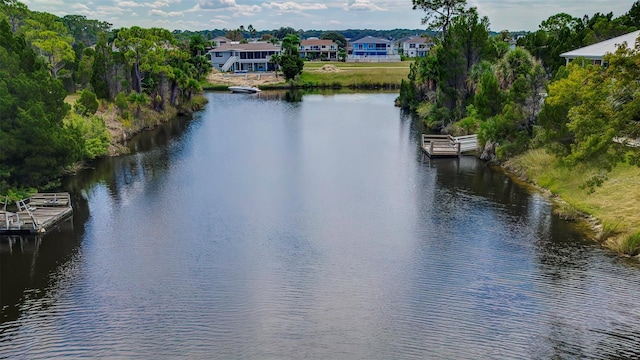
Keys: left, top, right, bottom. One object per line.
{"left": 299, "top": 61, "right": 412, "bottom": 87}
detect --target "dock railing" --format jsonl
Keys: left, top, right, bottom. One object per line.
{"left": 453, "top": 134, "right": 479, "bottom": 153}
{"left": 421, "top": 134, "right": 478, "bottom": 157}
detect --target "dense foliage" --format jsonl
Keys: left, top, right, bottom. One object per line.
{"left": 401, "top": 0, "right": 640, "bottom": 175}
{"left": 0, "top": 0, "right": 207, "bottom": 195}
{"left": 0, "top": 19, "right": 77, "bottom": 191}
{"left": 517, "top": 9, "right": 638, "bottom": 75}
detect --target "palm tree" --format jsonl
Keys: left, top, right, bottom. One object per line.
{"left": 248, "top": 24, "right": 256, "bottom": 39}
{"left": 269, "top": 53, "right": 281, "bottom": 78}
{"left": 281, "top": 34, "right": 300, "bottom": 56}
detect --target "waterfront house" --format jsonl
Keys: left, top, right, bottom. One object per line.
{"left": 402, "top": 36, "right": 433, "bottom": 57}
{"left": 560, "top": 30, "right": 640, "bottom": 66}
{"left": 212, "top": 36, "right": 234, "bottom": 46}
{"left": 347, "top": 36, "right": 400, "bottom": 62}
{"left": 299, "top": 39, "right": 338, "bottom": 60}
{"left": 209, "top": 42, "right": 281, "bottom": 72}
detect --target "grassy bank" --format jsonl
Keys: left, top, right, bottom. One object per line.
{"left": 504, "top": 148, "right": 640, "bottom": 256}
{"left": 205, "top": 61, "right": 412, "bottom": 90}
{"left": 298, "top": 61, "right": 411, "bottom": 88}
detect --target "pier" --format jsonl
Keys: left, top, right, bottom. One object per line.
{"left": 422, "top": 134, "right": 478, "bottom": 157}
{"left": 1, "top": 193, "right": 73, "bottom": 234}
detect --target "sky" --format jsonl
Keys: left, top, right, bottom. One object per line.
{"left": 22, "top": 0, "right": 637, "bottom": 32}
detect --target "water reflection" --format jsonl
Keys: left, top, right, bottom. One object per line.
{"left": 1, "top": 92, "right": 638, "bottom": 359}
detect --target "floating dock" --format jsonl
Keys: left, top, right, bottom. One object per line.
{"left": 1, "top": 193, "right": 72, "bottom": 234}
{"left": 422, "top": 134, "right": 478, "bottom": 158}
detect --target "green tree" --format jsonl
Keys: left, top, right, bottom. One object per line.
{"left": 0, "top": 0, "right": 29, "bottom": 32}
{"left": 320, "top": 31, "right": 347, "bottom": 50}
{"left": 542, "top": 44, "right": 640, "bottom": 169}
{"left": 0, "top": 19, "right": 78, "bottom": 192}
{"left": 269, "top": 53, "right": 281, "bottom": 77}
{"left": 279, "top": 34, "right": 303, "bottom": 81}
{"left": 412, "top": 0, "right": 468, "bottom": 36}
{"left": 280, "top": 54, "right": 303, "bottom": 81}
{"left": 75, "top": 89, "right": 99, "bottom": 115}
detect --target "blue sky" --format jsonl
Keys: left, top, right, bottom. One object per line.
{"left": 23, "top": 0, "right": 636, "bottom": 32}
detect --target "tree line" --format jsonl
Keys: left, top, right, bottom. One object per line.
{"left": 0, "top": 0, "right": 208, "bottom": 197}
{"left": 173, "top": 27, "right": 433, "bottom": 44}
{"left": 399, "top": 0, "right": 640, "bottom": 177}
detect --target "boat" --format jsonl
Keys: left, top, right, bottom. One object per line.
{"left": 228, "top": 86, "right": 261, "bottom": 94}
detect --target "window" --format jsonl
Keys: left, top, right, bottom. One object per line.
{"left": 215, "top": 52, "right": 223, "bottom": 57}
{"left": 409, "top": 44, "right": 416, "bottom": 48}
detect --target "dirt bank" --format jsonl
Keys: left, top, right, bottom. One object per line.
{"left": 206, "top": 71, "right": 285, "bottom": 87}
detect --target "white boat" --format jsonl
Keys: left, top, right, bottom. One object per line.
{"left": 228, "top": 86, "right": 261, "bottom": 94}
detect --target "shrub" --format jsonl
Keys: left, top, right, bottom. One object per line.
{"left": 75, "top": 89, "right": 99, "bottom": 116}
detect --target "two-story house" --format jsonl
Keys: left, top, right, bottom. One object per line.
{"left": 299, "top": 39, "right": 338, "bottom": 60}
{"left": 209, "top": 42, "right": 281, "bottom": 72}
{"left": 402, "top": 37, "right": 432, "bottom": 57}
{"left": 347, "top": 36, "right": 399, "bottom": 62}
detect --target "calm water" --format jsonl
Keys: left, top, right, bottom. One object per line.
{"left": 1, "top": 92, "right": 639, "bottom": 359}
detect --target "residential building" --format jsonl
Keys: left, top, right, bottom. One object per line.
{"left": 402, "top": 37, "right": 432, "bottom": 57}
{"left": 347, "top": 36, "right": 400, "bottom": 62}
{"left": 212, "top": 36, "right": 234, "bottom": 46}
{"left": 560, "top": 30, "right": 640, "bottom": 66}
{"left": 299, "top": 39, "right": 338, "bottom": 60}
{"left": 209, "top": 43, "right": 281, "bottom": 72}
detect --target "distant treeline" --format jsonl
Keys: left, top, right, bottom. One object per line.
{"left": 173, "top": 27, "right": 439, "bottom": 42}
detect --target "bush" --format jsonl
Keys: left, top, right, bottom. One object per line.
{"left": 75, "top": 89, "right": 99, "bottom": 116}
{"left": 63, "top": 113, "right": 110, "bottom": 159}
{"left": 115, "top": 92, "right": 129, "bottom": 112}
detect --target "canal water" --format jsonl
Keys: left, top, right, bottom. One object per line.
{"left": 1, "top": 92, "right": 639, "bottom": 359}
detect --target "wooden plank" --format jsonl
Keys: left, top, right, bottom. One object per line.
{"left": 1, "top": 193, "right": 73, "bottom": 234}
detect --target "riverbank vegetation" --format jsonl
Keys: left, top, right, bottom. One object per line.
{"left": 0, "top": 0, "right": 208, "bottom": 199}
{"left": 505, "top": 150, "right": 640, "bottom": 256}
{"left": 399, "top": 0, "right": 640, "bottom": 255}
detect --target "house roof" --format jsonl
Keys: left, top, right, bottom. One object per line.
{"left": 213, "top": 36, "right": 233, "bottom": 43}
{"left": 300, "top": 39, "right": 336, "bottom": 47}
{"left": 560, "top": 30, "right": 640, "bottom": 59}
{"left": 211, "top": 43, "right": 281, "bottom": 52}
{"left": 405, "top": 37, "right": 430, "bottom": 44}
{"left": 351, "top": 36, "right": 391, "bottom": 44}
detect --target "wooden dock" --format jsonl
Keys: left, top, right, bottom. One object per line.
{"left": 422, "top": 134, "right": 478, "bottom": 157}
{"left": 1, "top": 193, "right": 72, "bottom": 234}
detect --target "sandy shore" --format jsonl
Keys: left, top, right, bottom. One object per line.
{"left": 206, "top": 71, "right": 285, "bottom": 86}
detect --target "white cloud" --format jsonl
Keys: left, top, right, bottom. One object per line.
{"left": 116, "top": 1, "right": 145, "bottom": 7}
{"left": 263, "top": 2, "right": 328, "bottom": 11}
{"left": 96, "top": 6, "right": 126, "bottom": 15}
{"left": 344, "top": 0, "right": 386, "bottom": 11}
{"left": 197, "top": 0, "right": 238, "bottom": 9}
{"left": 149, "top": 9, "right": 184, "bottom": 17}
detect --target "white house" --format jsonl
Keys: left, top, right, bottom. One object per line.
{"left": 299, "top": 39, "right": 338, "bottom": 60}
{"left": 402, "top": 37, "right": 432, "bottom": 57}
{"left": 209, "top": 43, "right": 281, "bottom": 72}
{"left": 560, "top": 30, "right": 640, "bottom": 66}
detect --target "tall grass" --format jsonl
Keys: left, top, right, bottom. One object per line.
{"left": 607, "top": 231, "right": 640, "bottom": 256}
{"left": 505, "top": 148, "right": 640, "bottom": 255}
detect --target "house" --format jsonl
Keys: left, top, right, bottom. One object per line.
{"left": 209, "top": 43, "right": 281, "bottom": 72}
{"left": 560, "top": 30, "right": 640, "bottom": 66}
{"left": 212, "top": 36, "right": 234, "bottom": 46}
{"left": 299, "top": 39, "right": 338, "bottom": 60}
{"left": 347, "top": 36, "right": 400, "bottom": 62}
{"left": 402, "top": 37, "right": 432, "bottom": 57}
